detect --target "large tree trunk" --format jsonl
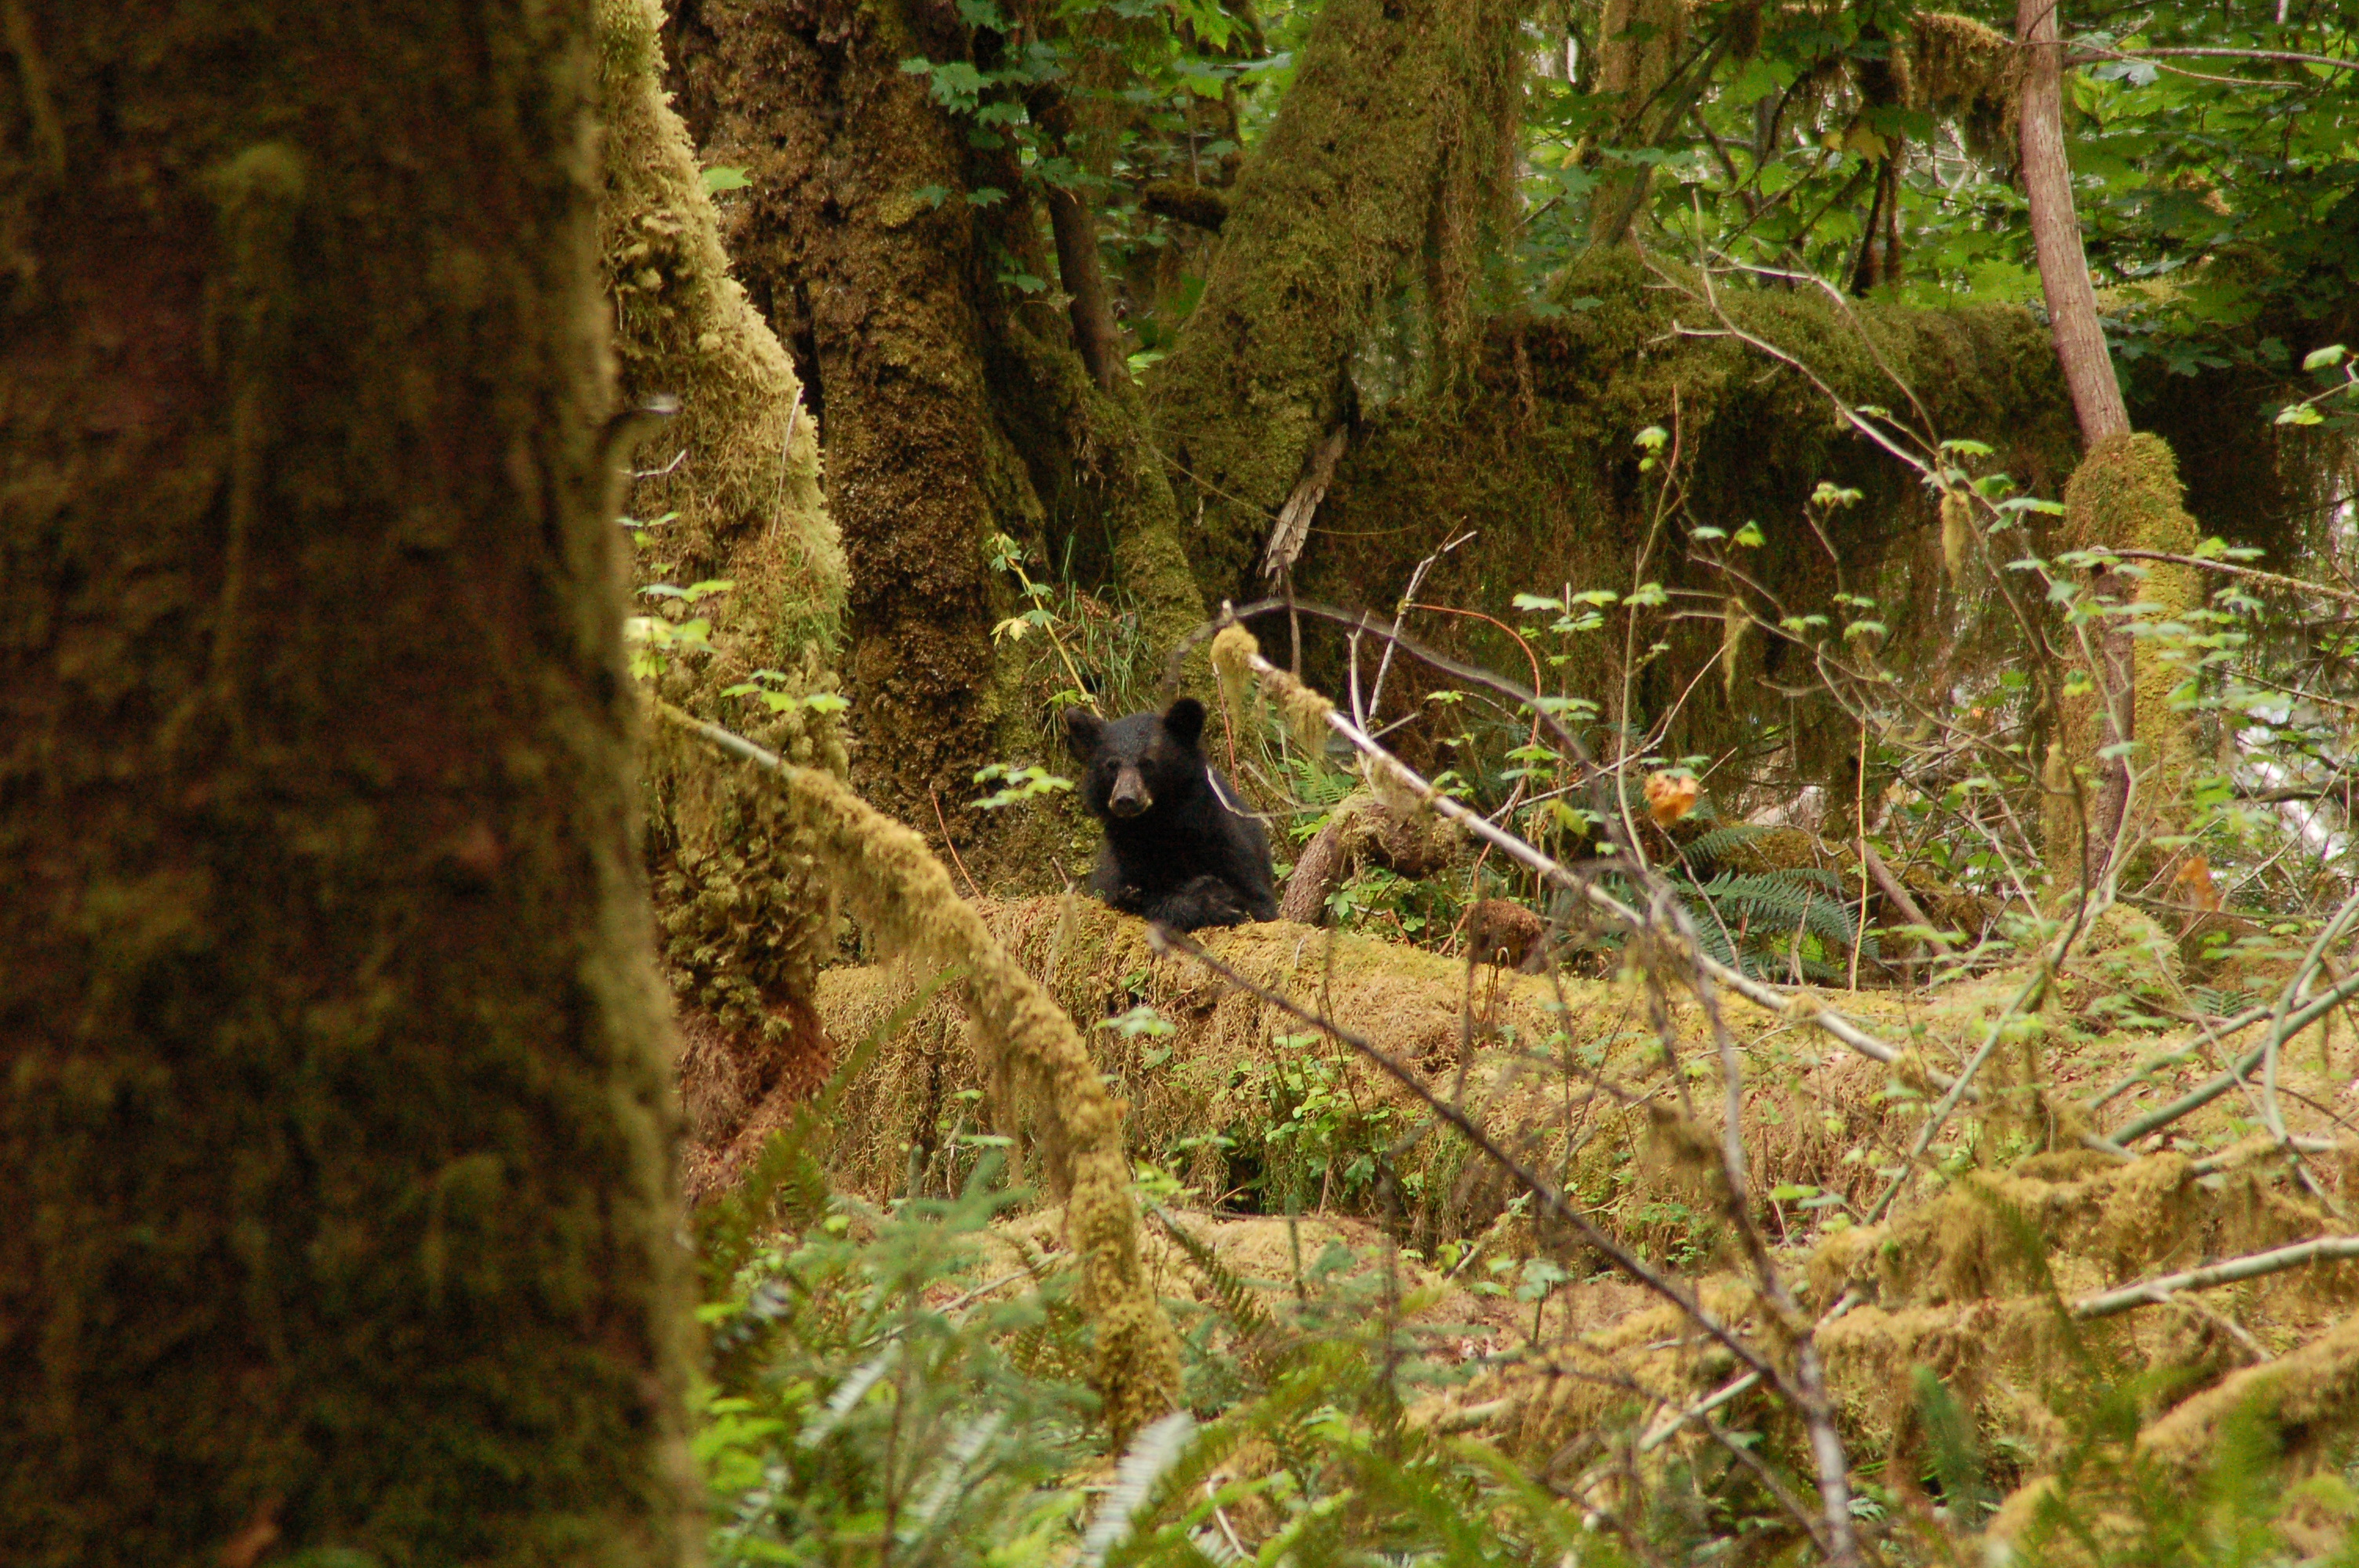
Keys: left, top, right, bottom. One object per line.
{"left": 1147, "top": 0, "right": 1523, "bottom": 596}
{"left": 664, "top": 0, "right": 1024, "bottom": 833}
{"left": 663, "top": 0, "right": 1201, "bottom": 840}
{"left": 0, "top": 5, "right": 698, "bottom": 1564}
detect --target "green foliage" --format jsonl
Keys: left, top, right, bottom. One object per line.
{"left": 697, "top": 1178, "right": 1100, "bottom": 1568}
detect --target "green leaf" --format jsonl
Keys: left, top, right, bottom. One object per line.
{"left": 2302, "top": 343, "right": 2346, "bottom": 372}
{"left": 700, "top": 165, "right": 751, "bottom": 194}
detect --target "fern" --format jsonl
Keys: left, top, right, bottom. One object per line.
{"left": 1680, "top": 822, "right": 1770, "bottom": 866}
{"left": 1080, "top": 1412, "right": 1201, "bottom": 1568}
{"left": 1675, "top": 869, "right": 1879, "bottom": 982}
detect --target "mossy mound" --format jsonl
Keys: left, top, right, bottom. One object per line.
{"left": 761, "top": 880, "right": 2359, "bottom": 1520}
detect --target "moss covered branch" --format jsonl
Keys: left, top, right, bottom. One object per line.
{"left": 660, "top": 706, "right": 1183, "bottom": 1443}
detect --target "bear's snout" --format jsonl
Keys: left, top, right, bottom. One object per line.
{"left": 1107, "top": 766, "right": 1153, "bottom": 817}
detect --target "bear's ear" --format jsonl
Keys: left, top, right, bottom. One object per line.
{"left": 1163, "top": 697, "right": 1207, "bottom": 750}
{"left": 1063, "top": 706, "right": 1106, "bottom": 762}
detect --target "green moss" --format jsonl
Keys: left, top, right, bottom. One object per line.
{"left": 1147, "top": 0, "right": 1524, "bottom": 593}
{"left": 664, "top": 0, "right": 1046, "bottom": 832}
{"left": 1299, "top": 249, "right": 2078, "bottom": 780}
{"left": 2044, "top": 432, "right": 2201, "bottom": 882}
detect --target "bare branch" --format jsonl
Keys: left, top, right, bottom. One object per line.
{"left": 2075, "top": 1236, "right": 2359, "bottom": 1320}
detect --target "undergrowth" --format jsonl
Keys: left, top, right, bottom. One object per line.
{"left": 690, "top": 1014, "right": 2359, "bottom": 1568}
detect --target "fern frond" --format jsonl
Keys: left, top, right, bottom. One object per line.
{"left": 1152, "top": 1207, "right": 1282, "bottom": 1378}
{"left": 1681, "top": 824, "right": 1769, "bottom": 866}
{"left": 799, "top": 1341, "right": 899, "bottom": 1449}
{"left": 1079, "top": 1411, "right": 1200, "bottom": 1568}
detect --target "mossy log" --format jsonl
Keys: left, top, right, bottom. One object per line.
{"left": 1440, "top": 1136, "right": 2359, "bottom": 1504}
{"left": 1295, "top": 248, "right": 2081, "bottom": 776}
{"left": 794, "top": 892, "right": 2357, "bottom": 1494}
{"left": 805, "top": 897, "right": 1935, "bottom": 1250}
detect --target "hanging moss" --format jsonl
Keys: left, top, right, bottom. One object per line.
{"left": 1907, "top": 11, "right": 2018, "bottom": 159}
{"left": 1147, "top": 0, "right": 1525, "bottom": 593}
{"left": 662, "top": 710, "right": 1184, "bottom": 1444}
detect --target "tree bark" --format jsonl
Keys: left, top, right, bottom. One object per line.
{"left": 664, "top": 0, "right": 1031, "bottom": 833}
{"left": 663, "top": 0, "right": 1202, "bottom": 837}
{"left": 0, "top": 5, "right": 697, "bottom": 1563}
{"left": 1033, "top": 87, "right": 1129, "bottom": 395}
{"left": 2016, "top": 0, "right": 2128, "bottom": 444}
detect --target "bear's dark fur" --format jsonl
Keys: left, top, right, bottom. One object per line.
{"left": 1064, "top": 698, "right": 1276, "bottom": 931}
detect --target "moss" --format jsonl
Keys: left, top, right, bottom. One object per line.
{"left": 2, "top": 2, "right": 697, "bottom": 1562}
{"left": 598, "top": 0, "right": 844, "bottom": 648}
{"left": 1907, "top": 12, "right": 2017, "bottom": 158}
{"left": 1140, "top": 179, "right": 1230, "bottom": 231}
{"left": 666, "top": 0, "right": 1046, "bottom": 832}
{"left": 666, "top": 712, "right": 1186, "bottom": 1442}
{"left": 1147, "top": 0, "right": 1525, "bottom": 593}
{"left": 2044, "top": 432, "right": 2202, "bottom": 883}
{"left": 988, "top": 313, "right": 1207, "bottom": 677}
{"left": 1299, "top": 248, "right": 2078, "bottom": 781}
{"left": 598, "top": 0, "right": 855, "bottom": 1203}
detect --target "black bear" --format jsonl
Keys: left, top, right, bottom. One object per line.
{"left": 1065, "top": 698, "right": 1277, "bottom": 931}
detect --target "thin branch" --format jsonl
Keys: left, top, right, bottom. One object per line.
{"left": 2074, "top": 42, "right": 2357, "bottom": 72}
{"left": 2107, "top": 963, "right": 2359, "bottom": 1144}
{"left": 2103, "top": 548, "right": 2359, "bottom": 611}
{"left": 2074, "top": 1236, "right": 2359, "bottom": 1320}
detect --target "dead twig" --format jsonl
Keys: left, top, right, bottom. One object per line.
{"left": 2074, "top": 1236, "right": 2359, "bottom": 1320}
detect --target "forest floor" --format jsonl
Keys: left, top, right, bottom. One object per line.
{"left": 707, "top": 894, "right": 2359, "bottom": 1521}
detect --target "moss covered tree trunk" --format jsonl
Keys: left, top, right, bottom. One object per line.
{"left": 661, "top": 0, "right": 1200, "bottom": 843}
{"left": 598, "top": 0, "right": 855, "bottom": 1198}
{"left": 1148, "top": 0, "right": 1523, "bottom": 593}
{"left": 0, "top": 4, "right": 697, "bottom": 1564}
{"left": 663, "top": 0, "right": 1023, "bottom": 833}
{"left": 2016, "top": 0, "right": 2200, "bottom": 888}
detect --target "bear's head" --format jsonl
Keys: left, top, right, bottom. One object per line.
{"left": 1063, "top": 698, "right": 1208, "bottom": 821}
